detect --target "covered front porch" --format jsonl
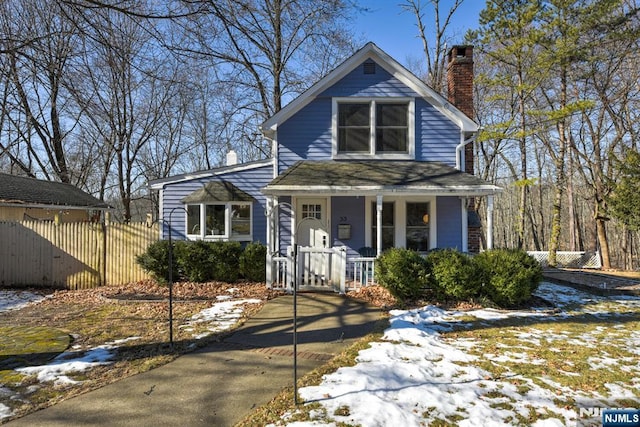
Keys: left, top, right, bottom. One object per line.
{"left": 261, "top": 160, "right": 501, "bottom": 292}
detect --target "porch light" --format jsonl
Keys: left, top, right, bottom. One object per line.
{"left": 422, "top": 213, "right": 429, "bottom": 224}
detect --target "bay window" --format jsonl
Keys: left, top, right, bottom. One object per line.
{"left": 186, "top": 202, "right": 252, "bottom": 241}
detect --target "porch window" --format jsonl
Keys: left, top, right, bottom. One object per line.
{"left": 371, "top": 201, "right": 395, "bottom": 251}
{"left": 336, "top": 99, "right": 412, "bottom": 157}
{"left": 185, "top": 202, "right": 252, "bottom": 240}
{"left": 406, "top": 202, "right": 430, "bottom": 252}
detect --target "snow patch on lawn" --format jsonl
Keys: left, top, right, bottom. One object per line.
{"left": 16, "top": 337, "right": 141, "bottom": 386}
{"left": 269, "top": 282, "right": 640, "bottom": 427}
{"left": 0, "top": 403, "right": 12, "bottom": 421}
{"left": 180, "top": 298, "right": 262, "bottom": 339}
{"left": 0, "top": 290, "right": 50, "bottom": 313}
{"left": 0, "top": 290, "right": 263, "bottom": 421}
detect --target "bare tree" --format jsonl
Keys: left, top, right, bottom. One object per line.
{"left": 168, "top": 0, "right": 357, "bottom": 160}
{"left": 401, "top": 0, "right": 465, "bottom": 92}
{"left": 0, "top": 0, "right": 81, "bottom": 183}
{"left": 70, "top": 6, "right": 179, "bottom": 221}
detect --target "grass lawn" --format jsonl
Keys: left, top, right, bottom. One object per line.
{"left": 240, "top": 282, "right": 640, "bottom": 426}
{"left": 1, "top": 279, "right": 638, "bottom": 426}
{"left": 0, "top": 281, "right": 281, "bottom": 422}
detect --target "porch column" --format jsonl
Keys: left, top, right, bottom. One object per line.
{"left": 265, "top": 196, "right": 274, "bottom": 286}
{"left": 376, "top": 195, "right": 383, "bottom": 256}
{"left": 487, "top": 195, "right": 494, "bottom": 250}
{"left": 460, "top": 197, "right": 468, "bottom": 252}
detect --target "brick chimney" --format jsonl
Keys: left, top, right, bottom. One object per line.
{"left": 447, "top": 45, "right": 474, "bottom": 175}
{"left": 447, "top": 46, "right": 481, "bottom": 253}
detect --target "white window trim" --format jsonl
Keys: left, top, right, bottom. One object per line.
{"left": 185, "top": 202, "right": 253, "bottom": 241}
{"left": 332, "top": 97, "right": 415, "bottom": 160}
{"left": 364, "top": 196, "right": 436, "bottom": 251}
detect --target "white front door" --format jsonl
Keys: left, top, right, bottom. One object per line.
{"left": 296, "top": 198, "right": 329, "bottom": 248}
{"left": 295, "top": 198, "right": 330, "bottom": 288}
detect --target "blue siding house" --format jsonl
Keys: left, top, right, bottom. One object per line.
{"left": 150, "top": 43, "right": 501, "bottom": 291}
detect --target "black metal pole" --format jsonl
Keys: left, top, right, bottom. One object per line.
{"left": 168, "top": 220, "right": 174, "bottom": 346}
{"left": 293, "top": 242, "right": 298, "bottom": 405}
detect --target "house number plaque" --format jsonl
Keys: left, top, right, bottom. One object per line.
{"left": 338, "top": 224, "right": 351, "bottom": 240}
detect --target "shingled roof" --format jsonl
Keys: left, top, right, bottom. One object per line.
{"left": 181, "top": 181, "right": 254, "bottom": 203}
{"left": 262, "top": 160, "right": 501, "bottom": 196}
{"left": 0, "top": 173, "right": 111, "bottom": 209}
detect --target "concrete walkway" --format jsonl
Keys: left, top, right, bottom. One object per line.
{"left": 543, "top": 268, "right": 640, "bottom": 296}
{"left": 7, "top": 293, "right": 383, "bottom": 427}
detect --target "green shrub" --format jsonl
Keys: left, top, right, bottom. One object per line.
{"left": 426, "top": 249, "right": 480, "bottom": 301}
{"left": 375, "top": 248, "right": 431, "bottom": 303}
{"left": 137, "top": 240, "right": 247, "bottom": 284}
{"left": 179, "top": 240, "right": 214, "bottom": 282}
{"left": 474, "top": 248, "right": 542, "bottom": 308}
{"left": 135, "top": 240, "right": 181, "bottom": 284}
{"left": 240, "top": 242, "right": 267, "bottom": 282}
{"left": 208, "top": 241, "right": 243, "bottom": 283}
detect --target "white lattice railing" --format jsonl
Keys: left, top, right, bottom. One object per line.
{"left": 527, "top": 251, "right": 601, "bottom": 269}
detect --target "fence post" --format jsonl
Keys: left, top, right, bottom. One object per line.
{"left": 339, "top": 246, "right": 347, "bottom": 294}
{"left": 101, "top": 222, "right": 107, "bottom": 287}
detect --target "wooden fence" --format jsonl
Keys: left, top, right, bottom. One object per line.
{"left": 0, "top": 221, "right": 159, "bottom": 289}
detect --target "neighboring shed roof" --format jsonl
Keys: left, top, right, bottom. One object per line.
{"left": 262, "top": 160, "right": 501, "bottom": 196}
{"left": 181, "top": 181, "right": 254, "bottom": 203}
{"left": 0, "top": 173, "right": 111, "bottom": 209}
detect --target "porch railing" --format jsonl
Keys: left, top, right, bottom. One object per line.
{"left": 346, "top": 256, "right": 376, "bottom": 289}
{"left": 271, "top": 252, "right": 292, "bottom": 291}
{"left": 271, "top": 249, "right": 601, "bottom": 292}
{"left": 268, "top": 247, "right": 377, "bottom": 293}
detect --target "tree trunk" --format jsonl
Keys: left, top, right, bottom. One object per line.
{"left": 548, "top": 120, "right": 567, "bottom": 267}
{"left": 596, "top": 215, "right": 611, "bottom": 269}
{"left": 548, "top": 177, "right": 564, "bottom": 267}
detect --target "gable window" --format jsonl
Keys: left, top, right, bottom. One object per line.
{"left": 376, "top": 103, "right": 408, "bottom": 152}
{"left": 334, "top": 98, "right": 413, "bottom": 158}
{"left": 338, "top": 103, "right": 370, "bottom": 152}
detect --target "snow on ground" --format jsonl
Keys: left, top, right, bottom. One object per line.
{"left": 16, "top": 337, "right": 141, "bottom": 386}
{"left": 270, "top": 282, "right": 640, "bottom": 427}
{"left": 180, "top": 298, "right": 262, "bottom": 339}
{"left": 0, "top": 290, "right": 50, "bottom": 313}
{"left": 0, "top": 292, "right": 262, "bottom": 421}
